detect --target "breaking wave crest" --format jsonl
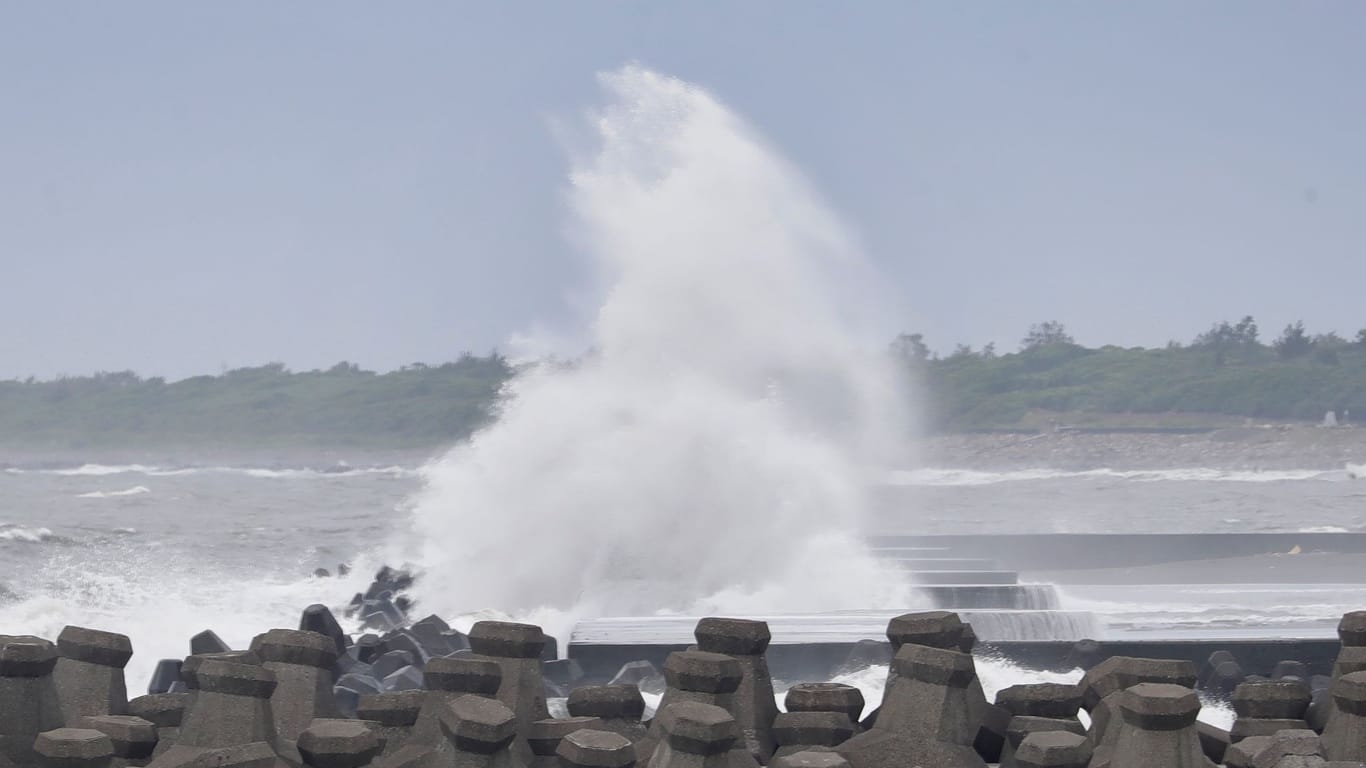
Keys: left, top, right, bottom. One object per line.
{"left": 393, "top": 65, "right": 913, "bottom": 637}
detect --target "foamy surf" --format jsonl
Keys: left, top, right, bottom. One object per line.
{"left": 4, "top": 464, "right": 417, "bottom": 479}
{"left": 0, "top": 525, "right": 58, "bottom": 543}
{"left": 888, "top": 467, "right": 1334, "bottom": 487}
{"left": 77, "top": 486, "right": 151, "bottom": 499}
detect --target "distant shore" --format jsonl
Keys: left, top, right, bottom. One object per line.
{"left": 918, "top": 423, "right": 1366, "bottom": 471}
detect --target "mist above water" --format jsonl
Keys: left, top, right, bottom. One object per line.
{"left": 398, "top": 66, "right": 913, "bottom": 631}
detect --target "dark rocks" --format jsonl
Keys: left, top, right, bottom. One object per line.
{"left": 298, "top": 606, "right": 348, "bottom": 658}
{"left": 188, "top": 632, "right": 230, "bottom": 657}
{"left": 370, "top": 653, "right": 414, "bottom": 683}
{"left": 147, "top": 663, "right": 183, "bottom": 697}
{"left": 607, "top": 663, "right": 663, "bottom": 695}
{"left": 833, "top": 642, "right": 891, "bottom": 678}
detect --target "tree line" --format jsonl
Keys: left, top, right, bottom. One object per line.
{"left": 5, "top": 315, "right": 1366, "bottom": 448}
{"left": 898, "top": 318, "right": 1366, "bottom": 429}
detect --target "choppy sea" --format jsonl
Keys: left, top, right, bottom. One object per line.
{"left": 3, "top": 455, "right": 1365, "bottom": 713}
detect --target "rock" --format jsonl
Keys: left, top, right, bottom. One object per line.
{"left": 147, "top": 663, "right": 183, "bottom": 697}
{"left": 188, "top": 632, "right": 230, "bottom": 657}
{"left": 299, "top": 606, "right": 348, "bottom": 658}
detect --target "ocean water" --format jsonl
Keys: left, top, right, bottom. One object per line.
{"left": 3, "top": 458, "right": 1364, "bottom": 691}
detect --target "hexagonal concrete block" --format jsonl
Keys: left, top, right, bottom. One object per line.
{"left": 557, "top": 729, "right": 636, "bottom": 768}
{"left": 297, "top": 718, "right": 383, "bottom": 768}
{"left": 662, "top": 651, "right": 742, "bottom": 694}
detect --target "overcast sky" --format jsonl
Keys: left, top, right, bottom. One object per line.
{"left": 2, "top": 3, "right": 1363, "bottom": 380}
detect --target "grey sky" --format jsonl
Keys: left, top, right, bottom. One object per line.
{"left": 2, "top": 3, "right": 1362, "bottom": 380}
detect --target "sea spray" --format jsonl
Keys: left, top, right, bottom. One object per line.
{"left": 397, "top": 66, "right": 914, "bottom": 636}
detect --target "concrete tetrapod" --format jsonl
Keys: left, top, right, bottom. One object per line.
{"left": 296, "top": 720, "right": 381, "bottom": 768}
{"left": 373, "top": 657, "right": 501, "bottom": 768}
{"left": 1323, "top": 672, "right": 1366, "bottom": 762}
{"left": 356, "top": 692, "right": 423, "bottom": 759}
{"left": 250, "top": 630, "right": 341, "bottom": 761}
{"left": 1, "top": 636, "right": 66, "bottom": 768}
{"left": 555, "top": 730, "right": 635, "bottom": 768}
{"left": 33, "top": 729, "right": 115, "bottom": 768}
{"left": 54, "top": 627, "right": 133, "bottom": 722}
{"left": 526, "top": 718, "right": 601, "bottom": 768}
{"left": 639, "top": 652, "right": 746, "bottom": 765}
{"left": 146, "top": 660, "right": 281, "bottom": 768}
{"left": 1232, "top": 680, "right": 1312, "bottom": 743}
{"left": 432, "top": 695, "right": 520, "bottom": 768}
{"left": 834, "top": 643, "right": 987, "bottom": 768}
{"left": 127, "top": 696, "right": 188, "bottom": 759}
{"left": 566, "top": 686, "right": 647, "bottom": 758}
{"left": 645, "top": 702, "right": 747, "bottom": 768}
{"left": 693, "top": 619, "right": 777, "bottom": 764}
{"left": 1102, "top": 683, "right": 1214, "bottom": 768}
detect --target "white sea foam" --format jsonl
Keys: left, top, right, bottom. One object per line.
{"left": 0, "top": 525, "right": 58, "bottom": 543}
{"left": 394, "top": 65, "right": 912, "bottom": 637}
{"left": 5, "top": 464, "right": 416, "bottom": 480}
{"left": 888, "top": 467, "right": 1331, "bottom": 487}
{"left": 77, "top": 486, "right": 151, "bottom": 499}
{"left": 0, "top": 548, "right": 368, "bottom": 688}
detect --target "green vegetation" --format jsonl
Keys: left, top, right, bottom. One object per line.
{"left": 902, "top": 318, "right": 1366, "bottom": 430}
{"left": 0, "top": 356, "right": 511, "bottom": 450}
{"left": 7, "top": 316, "right": 1366, "bottom": 449}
